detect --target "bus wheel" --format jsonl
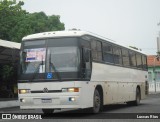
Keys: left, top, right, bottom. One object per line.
{"left": 133, "top": 87, "right": 141, "bottom": 106}
{"left": 127, "top": 87, "right": 141, "bottom": 106}
{"left": 92, "top": 89, "right": 101, "bottom": 113}
{"left": 42, "top": 109, "right": 54, "bottom": 114}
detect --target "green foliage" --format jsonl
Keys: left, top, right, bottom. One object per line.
{"left": 0, "top": 0, "right": 65, "bottom": 43}
{"left": 0, "top": 0, "right": 26, "bottom": 41}
{"left": 157, "top": 51, "right": 160, "bottom": 55}
{"left": 1, "top": 65, "right": 14, "bottom": 81}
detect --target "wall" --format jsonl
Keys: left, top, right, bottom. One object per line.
{"left": 148, "top": 66, "right": 160, "bottom": 93}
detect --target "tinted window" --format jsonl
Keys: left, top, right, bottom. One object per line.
{"left": 80, "top": 39, "right": 90, "bottom": 48}
{"left": 91, "top": 40, "right": 97, "bottom": 51}
{"left": 122, "top": 49, "right": 130, "bottom": 66}
{"left": 47, "top": 47, "right": 79, "bottom": 72}
{"left": 129, "top": 51, "right": 136, "bottom": 67}
{"left": 24, "top": 40, "right": 46, "bottom": 48}
{"left": 97, "top": 41, "right": 102, "bottom": 51}
{"left": 136, "top": 53, "right": 142, "bottom": 68}
{"left": 47, "top": 38, "right": 78, "bottom": 47}
{"left": 91, "top": 40, "right": 102, "bottom": 61}
{"left": 113, "top": 46, "right": 122, "bottom": 65}
{"left": 92, "top": 50, "right": 97, "bottom": 60}
{"left": 97, "top": 52, "right": 102, "bottom": 61}
{"left": 142, "top": 55, "right": 147, "bottom": 70}
{"left": 103, "top": 43, "right": 114, "bottom": 63}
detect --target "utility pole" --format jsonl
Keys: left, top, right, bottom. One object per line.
{"left": 155, "top": 22, "right": 160, "bottom": 93}
{"left": 157, "top": 22, "right": 160, "bottom": 53}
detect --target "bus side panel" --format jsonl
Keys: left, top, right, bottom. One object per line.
{"left": 74, "top": 81, "right": 102, "bottom": 108}
{"left": 91, "top": 62, "right": 147, "bottom": 105}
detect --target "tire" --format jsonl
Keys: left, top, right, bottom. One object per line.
{"left": 42, "top": 109, "right": 54, "bottom": 114}
{"left": 91, "top": 89, "right": 102, "bottom": 113}
{"left": 127, "top": 87, "right": 141, "bottom": 106}
{"left": 133, "top": 87, "right": 141, "bottom": 106}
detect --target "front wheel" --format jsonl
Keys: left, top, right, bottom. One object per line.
{"left": 42, "top": 109, "right": 54, "bottom": 114}
{"left": 90, "top": 89, "right": 102, "bottom": 113}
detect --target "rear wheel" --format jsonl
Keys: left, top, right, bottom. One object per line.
{"left": 133, "top": 87, "right": 141, "bottom": 106}
{"left": 127, "top": 87, "right": 141, "bottom": 106}
{"left": 42, "top": 109, "right": 54, "bottom": 114}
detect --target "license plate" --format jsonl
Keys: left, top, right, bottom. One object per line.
{"left": 41, "top": 98, "right": 52, "bottom": 103}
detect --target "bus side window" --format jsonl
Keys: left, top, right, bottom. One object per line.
{"left": 129, "top": 51, "right": 137, "bottom": 67}
{"left": 91, "top": 40, "right": 97, "bottom": 60}
{"left": 142, "top": 55, "right": 147, "bottom": 70}
{"left": 102, "top": 43, "right": 114, "bottom": 63}
{"left": 136, "top": 53, "right": 143, "bottom": 69}
{"left": 82, "top": 48, "right": 91, "bottom": 79}
{"left": 122, "top": 49, "right": 130, "bottom": 66}
{"left": 113, "top": 46, "right": 122, "bottom": 65}
{"left": 91, "top": 40, "right": 102, "bottom": 62}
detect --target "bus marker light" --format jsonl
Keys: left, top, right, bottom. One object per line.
{"left": 68, "top": 88, "right": 79, "bottom": 92}
{"left": 62, "top": 88, "right": 79, "bottom": 92}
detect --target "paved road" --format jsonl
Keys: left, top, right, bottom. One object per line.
{"left": 0, "top": 94, "right": 160, "bottom": 122}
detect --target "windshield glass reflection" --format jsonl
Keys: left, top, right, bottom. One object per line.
{"left": 47, "top": 47, "right": 79, "bottom": 72}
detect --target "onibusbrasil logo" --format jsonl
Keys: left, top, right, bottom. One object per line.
{"left": 1, "top": 114, "right": 42, "bottom": 120}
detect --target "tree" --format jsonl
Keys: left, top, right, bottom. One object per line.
{"left": 0, "top": 0, "right": 26, "bottom": 41}
{"left": 0, "top": 0, "right": 65, "bottom": 96}
{"left": 1, "top": 65, "right": 14, "bottom": 81}
{"left": 157, "top": 51, "right": 160, "bottom": 55}
{"left": 10, "top": 12, "right": 65, "bottom": 42}
{"left": 0, "top": 0, "right": 65, "bottom": 43}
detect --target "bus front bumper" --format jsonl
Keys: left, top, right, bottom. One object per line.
{"left": 19, "top": 94, "right": 85, "bottom": 109}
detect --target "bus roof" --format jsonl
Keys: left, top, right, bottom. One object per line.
{"left": 22, "top": 30, "right": 146, "bottom": 55}
{"left": 22, "top": 30, "right": 87, "bottom": 40}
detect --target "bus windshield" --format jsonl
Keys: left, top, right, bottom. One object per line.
{"left": 21, "top": 47, "right": 79, "bottom": 74}
{"left": 47, "top": 47, "right": 79, "bottom": 72}
{"left": 19, "top": 38, "right": 81, "bottom": 81}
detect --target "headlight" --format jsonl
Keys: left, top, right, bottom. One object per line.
{"left": 62, "top": 88, "right": 79, "bottom": 92}
{"left": 18, "top": 89, "right": 30, "bottom": 94}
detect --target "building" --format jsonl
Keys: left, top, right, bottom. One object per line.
{"left": 147, "top": 55, "right": 160, "bottom": 93}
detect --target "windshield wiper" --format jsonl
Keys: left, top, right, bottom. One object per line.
{"left": 49, "top": 53, "right": 62, "bottom": 81}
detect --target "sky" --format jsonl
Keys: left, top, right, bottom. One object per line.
{"left": 21, "top": 0, "right": 160, "bottom": 55}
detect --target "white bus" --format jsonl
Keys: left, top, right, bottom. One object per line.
{"left": 18, "top": 30, "right": 148, "bottom": 114}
